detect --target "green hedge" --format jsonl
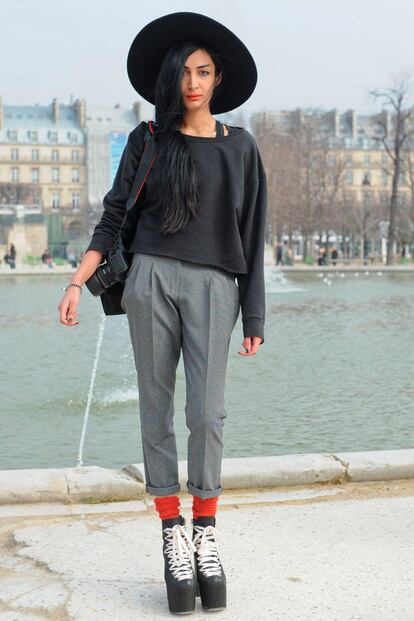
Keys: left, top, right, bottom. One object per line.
{"left": 23, "top": 255, "right": 42, "bottom": 266}
{"left": 304, "top": 256, "right": 315, "bottom": 265}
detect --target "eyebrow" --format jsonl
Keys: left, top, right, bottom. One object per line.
{"left": 183, "top": 64, "right": 211, "bottom": 69}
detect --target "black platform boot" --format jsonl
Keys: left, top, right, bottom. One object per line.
{"left": 192, "top": 515, "right": 227, "bottom": 611}
{"left": 161, "top": 515, "right": 198, "bottom": 615}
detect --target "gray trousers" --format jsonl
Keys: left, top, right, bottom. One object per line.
{"left": 121, "top": 252, "right": 240, "bottom": 499}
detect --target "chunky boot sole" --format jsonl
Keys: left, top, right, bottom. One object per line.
{"left": 197, "top": 578, "right": 226, "bottom": 611}
{"left": 166, "top": 581, "right": 197, "bottom": 614}
{"left": 162, "top": 515, "right": 197, "bottom": 615}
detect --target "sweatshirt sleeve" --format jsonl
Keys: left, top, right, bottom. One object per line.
{"left": 85, "top": 120, "right": 147, "bottom": 255}
{"left": 237, "top": 141, "right": 268, "bottom": 344}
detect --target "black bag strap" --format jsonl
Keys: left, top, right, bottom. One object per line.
{"left": 125, "top": 120, "right": 158, "bottom": 213}
{"left": 113, "top": 120, "right": 158, "bottom": 250}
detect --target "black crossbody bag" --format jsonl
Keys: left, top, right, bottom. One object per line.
{"left": 85, "top": 121, "right": 158, "bottom": 315}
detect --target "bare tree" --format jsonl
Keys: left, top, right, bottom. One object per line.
{"left": 293, "top": 114, "right": 346, "bottom": 260}
{"left": 0, "top": 183, "right": 41, "bottom": 206}
{"left": 371, "top": 76, "right": 414, "bottom": 264}
{"left": 400, "top": 125, "right": 414, "bottom": 250}
{"left": 250, "top": 111, "right": 278, "bottom": 245}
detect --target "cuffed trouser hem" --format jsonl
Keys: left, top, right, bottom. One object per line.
{"left": 187, "top": 481, "right": 222, "bottom": 499}
{"left": 146, "top": 482, "right": 181, "bottom": 497}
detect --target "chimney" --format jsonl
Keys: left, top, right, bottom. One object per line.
{"left": 333, "top": 108, "right": 339, "bottom": 137}
{"left": 74, "top": 98, "right": 86, "bottom": 128}
{"left": 0, "top": 95, "right": 3, "bottom": 131}
{"left": 378, "top": 109, "right": 391, "bottom": 137}
{"left": 345, "top": 109, "right": 357, "bottom": 139}
{"left": 132, "top": 100, "right": 142, "bottom": 122}
{"left": 52, "top": 98, "right": 60, "bottom": 124}
{"left": 292, "top": 107, "right": 304, "bottom": 130}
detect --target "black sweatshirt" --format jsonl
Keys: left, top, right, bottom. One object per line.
{"left": 86, "top": 120, "right": 268, "bottom": 344}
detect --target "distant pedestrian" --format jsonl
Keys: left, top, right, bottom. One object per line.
{"left": 41, "top": 248, "right": 53, "bottom": 268}
{"left": 317, "top": 247, "right": 327, "bottom": 266}
{"left": 67, "top": 249, "right": 78, "bottom": 268}
{"left": 3, "top": 243, "right": 16, "bottom": 269}
{"left": 275, "top": 241, "right": 284, "bottom": 265}
{"left": 331, "top": 247, "right": 338, "bottom": 266}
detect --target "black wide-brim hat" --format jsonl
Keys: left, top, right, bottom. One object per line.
{"left": 126, "top": 11, "right": 258, "bottom": 114}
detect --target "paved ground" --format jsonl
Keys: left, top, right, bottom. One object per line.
{"left": 0, "top": 480, "right": 413, "bottom": 621}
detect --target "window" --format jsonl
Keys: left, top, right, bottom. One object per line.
{"left": 52, "top": 167, "right": 60, "bottom": 182}
{"left": 71, "top": 168, "right": 80, "bottom": 182}
{"left": 52, "top": 149, "right": 59, "bottom": 162}
{"left": 11, "top": 167, "right": 19, "bottom": 182}
{"left": 345, "top": 154, "right": 353, "bottom": 165}
{"left": 72, "top": 192, "right": 80, "bottom": 209}
{"left": 71, "top": 149, "right": 79, "bottom": 162}
{"left": 27, "top": 130, "right": 38, "bottom": 142}
{"left": 67, "top": 131, "right": 78, "bottom": 144}
{"left": 11, "top": 148, "right": 19, "bottom": 161}
{"left": 51, "top": 192, "right": 60, "bottom": 209}
{"left": 48, "top": 131, "right": 58, "bottom": 142}
{"left": 362, "top": 171, "right": 372, "bottom": 184}
{"left": 328, "top": 154, "right": 337, "bottom": 164}
{"left": 363, "top": 154, "right": 370, "bottom": 165}
{"left": 382, "top": 153, "right": 389, "bottom": 165}
{"left": 32, "top": 149, "right": 39, "bottom": 161}
{"left": 381, "top": 171, "right": 389, "bottom": 186}
{"left": 346, "top": 171, "right": 353, "bottom": 186}
{"left": 398, "top": 171, "right": 405, "bottom": 184}
{"left": 31, "top": 168, "right": 40, "bottom": 183}
{"left": 7, "top": 130, "right": 17, "bottom": 141}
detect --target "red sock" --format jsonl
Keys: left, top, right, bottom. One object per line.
{"left": 192, "top": 495, "right": 218, "bottom": 519}
{"left": 154, "top": 495, "right": 181, "bottom": 520}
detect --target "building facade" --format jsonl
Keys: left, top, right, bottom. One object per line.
{"left": 0, "top": 96, "right": 87, "bottom": 212}
{"left": 0, "top": 96, "right": 89, "bottom": 259}
{"left": 263, "top": 107, "right": 413, "bottom": 261}
{"left": 85, "top": 101, "right": 142, "bottom": 212}
{"left": 0, "top": 96, "right": 144, "bottom": 260}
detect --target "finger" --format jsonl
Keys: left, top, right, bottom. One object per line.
{"left": 59, "top": 299, "right": 79, "bottom": 326}
{"left": 59, "top": 301, "right": 70, "bottom": 325}
{"left": 251, "top": 339, "right": 261, "bottom": 354}
{"left": 237, "top": 339, "right": 253, "bottom": 355}
{"left": 67, "top": 304, "right": 78, "bottom": 324}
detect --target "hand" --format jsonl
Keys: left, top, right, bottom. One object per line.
{"left": 237, "top": 336, "right": 263, "bottom": 356}
{"left": 58, "top": 288, "right": 81, "bottom": 326}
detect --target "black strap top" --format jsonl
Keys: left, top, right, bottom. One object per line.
{"left": 215, "top": 119, "right": 224, "bottom": 137}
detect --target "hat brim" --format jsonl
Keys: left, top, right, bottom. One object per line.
{"left": 126, "top": 11, "right": 257, "bottom": 114}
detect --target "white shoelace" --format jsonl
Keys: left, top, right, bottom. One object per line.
{"left": 193, "top": 525, "right": 225, "bottom": 578}
{"left": 163, "top": 524, "right": 197, "bottom": 581}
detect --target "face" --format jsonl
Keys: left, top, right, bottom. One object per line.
{"left": 180, "top": 48, "right": 222, "bottom": 110}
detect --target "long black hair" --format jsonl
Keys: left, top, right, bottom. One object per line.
{"left": 153, "top": 40, "right": 225, "bottom": 235}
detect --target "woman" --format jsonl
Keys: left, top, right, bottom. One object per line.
{"left": 4, "top": 243, "right": 16, "bottom": 268}
{"left": 58, "top": 11, "right": 267, "bottom": 615}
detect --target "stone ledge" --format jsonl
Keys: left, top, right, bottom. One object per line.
{"left": 334, "top": 449, "right": 414, "bottom": 481}
{"left": 0, "top": 465, "right": 145, "bottom": 505}
{"left": 1, "top": 449, "right": 413, "bottom": 505}
{"left": 125, "top": 452, "right": 344, "bottom": 490}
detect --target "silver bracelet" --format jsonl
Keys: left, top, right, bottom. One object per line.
{"left": 62, "top": 283, "right": 83, "bottom": 294}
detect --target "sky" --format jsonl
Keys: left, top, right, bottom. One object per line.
{"left": 2, "top": 0, "right": 414, "bottom": 118}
